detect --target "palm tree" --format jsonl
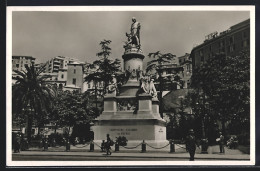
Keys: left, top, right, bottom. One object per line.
{"left": 12, "top": 64, "right": 55, "bottom": 143}
{"left": 146, "top": 51, "right": 176, "bottom": 118}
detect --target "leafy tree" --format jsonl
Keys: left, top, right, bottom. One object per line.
{"left": 146, "top": 51, "right": 176, "bottom": 118}
{"left": 190, "top": 51, "right": 250, "bottom": 137}
{"left": 12, "top": 65, "right": 55, "bottom": 143}
{"left": 84, "top": 68, "right": 103, "bottom": 109}
{"left": 84, "top": 40, "right": 121, "bottom": 96}
{"left": 49, "top": 90, "right": 97, "bottom": 138}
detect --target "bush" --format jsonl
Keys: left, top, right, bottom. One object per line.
{"left": 115, "top": 136, "right": 128, "bottom": 146}
{"left": 237, "top": 133, "right": 250, "bottom": 145}
{"left": 48, "top": 133, "right": 64, "bottom": 145}
{"left": 31, "top": 134, "right": 43, "bottom": 141}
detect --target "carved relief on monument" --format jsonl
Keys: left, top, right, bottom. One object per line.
{"left": 117, "top": 98, "right": 138, "bottom": 111}
{"left": 124, "top": 68, "right": 144, "bottom": 81}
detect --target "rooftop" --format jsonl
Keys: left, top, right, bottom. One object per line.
{"left": 192, "top": 18, "right": 250, "bottom": 50}
{"left": 12, "top": 56, "right": 36, "bottom": 60}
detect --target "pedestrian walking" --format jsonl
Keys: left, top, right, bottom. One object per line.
{"left": 217, "top": 131, "right": 225, "bottom": 153}
{"left": 52, "top": 138, "right": 56, "bottom": 147}
{"left": 185, "top": 129, "right": 199, "bottom": 161}
{"left": 14, "top": 134, "right": 21, "bottom": 153}
{"left": 105, "top": 134, "right": 113, "bottom": 155}
{"left": 43, "top": 135, "right": 49, "bottom": 151}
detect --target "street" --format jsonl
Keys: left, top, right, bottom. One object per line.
{"left": 12, "top": 154, "right": 229, "bottom": 161}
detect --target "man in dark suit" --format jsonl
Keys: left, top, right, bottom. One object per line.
{"left": 185, "top": 129, "right": 198, "bottom": 161}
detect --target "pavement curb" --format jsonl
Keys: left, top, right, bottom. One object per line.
{"left": 12, "top": 152, "right": 250, "bottom": 160}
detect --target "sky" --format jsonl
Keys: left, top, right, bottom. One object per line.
{"left": 12, "top": 11, "right": 250, "bottom": 67}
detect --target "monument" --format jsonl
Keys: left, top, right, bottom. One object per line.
{"left": 92, "top": 18, "right": 168, "bottom": 146}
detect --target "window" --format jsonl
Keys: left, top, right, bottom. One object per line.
{"left": 242, "top": 39, "right": 249, "bottom": 47}
{"left": 243, "top": 31, "right": 247, "bottom": 38}
{"left": 73, "top": 78, "right": 76, "bottom": 85}
{"left": 201, "top": 56, "right": 204, "bottom": 62}
{"left": 219, "top": 40, "right": 224, "bottom": 47}
{"left": 74, "top": 69, "right": 76, "bottom": 74}
{"left": 88, "top": 84, "right": 91, "bottom": 88}
{"left": 229, "top": 36, "right": 234, "bottom": 44}
{"left": 199, "top": 50, "right": 203, "bottom": 56}
{"left": 24, "top": 64, "right": 28, "bottom": 68}
{"left": 179, "top": 59, "right": 182, "bottom": 64}
{"left": 229, "top": 45, "right": 235, "bottom": 52}
{"left": 61, "top": 74, "right": 64, "bottom": 79}
{"left": 16, "top": 64, "right": 19, "bottom": 68}
{"left": 220, "top": 47, "right": 225, "bottom": 53}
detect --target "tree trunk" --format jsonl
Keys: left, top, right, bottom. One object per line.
{"left": 27, "top": 115, "right": 32, "bottom": 144}
{"left": 158, "top": 69, "right": 164, "bottom": 119}
{"left": 68, "top": 126, "right": 71, "bottom": 136}
{"left": 37, "top": 125, "right": 41, "bottom": 136}
{"left": 54, "top": 123, "right": 57, "bottom": 134}
{"left": 221, "top": 117, "right": 226, "bottom": 137}
{"left": 95, "top": 81, "right": 98, "bottom": 109}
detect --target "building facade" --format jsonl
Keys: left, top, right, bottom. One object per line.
{"left": 190, "top": 19, "right": 250, "bottom": 69}
{"left": 178, "top": 53, "right": 192, "bottom": 89}
{"left": 44, "top": 56, "right": 83, "bottom": 73}
{"left": 12, "top": 56, "right": 35, "bottom": 72}
{"left": 155, "top": 52, "right": 193, "bottom": 91}
{"left": 63, "top": 62, "right": 85, "bottom": 92}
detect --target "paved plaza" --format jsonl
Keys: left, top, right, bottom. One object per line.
{"left": 12, "top": 144, "right": 250, "bottom": 161}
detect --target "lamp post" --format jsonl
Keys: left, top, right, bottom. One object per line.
{"left": 89, "top": 121, "right": 94, "bottom": 140}
{"left": 25, "top": 104, "right": 34, "bottom": 144}
{"left": 200, "top": 95, "right": 209, "bottom": 154}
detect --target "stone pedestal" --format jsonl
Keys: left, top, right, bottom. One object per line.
{"left": 103, "top": 95, "right": 117, "bottom": 114}
{"left": 152, "top": 97, "right": 160, "bottom": 117}
{"left": 93, "top": 93, "right": 167, "bottom": 147}
{"left": 137, "top": 93, "right": 152, "bottom": 114}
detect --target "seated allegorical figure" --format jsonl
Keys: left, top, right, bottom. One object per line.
{"left": 148, "top": 79, "right": 157, "bottom": 98}
{"left": 106, "top": 77, "right": 117, "bottom": 95}
{"left": 140, "top": 76, "right": 149, "bottom": 94}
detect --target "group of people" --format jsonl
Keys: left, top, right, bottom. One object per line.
{"left": 185, "top": 130, "right": 237, "bottom": 161}
{"left": 226, "top": 135, "right": 239, "bottom": 149}
{"left": 13, "top": 133, "right": 29, "bottom": 153}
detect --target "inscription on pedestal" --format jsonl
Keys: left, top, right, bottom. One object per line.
{"left": 110, "top": 128, "right": 138, "bottom": 136}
